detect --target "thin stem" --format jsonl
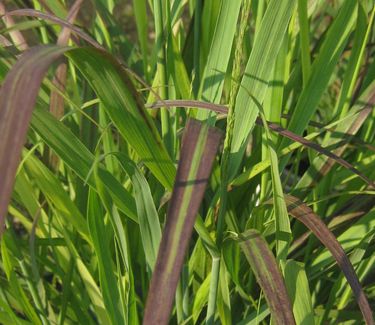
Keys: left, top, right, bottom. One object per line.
{"left": 193, "top": 0, "right": 202, "bottom": 96}
{"left": 154, "top": 0, "right": 172, "bottom": 156}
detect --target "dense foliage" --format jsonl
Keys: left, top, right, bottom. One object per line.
{"left": 0, "top": 0, "right": 374, "bottom": 324}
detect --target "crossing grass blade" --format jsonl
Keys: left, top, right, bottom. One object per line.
{"left": 238, "top": 229, "right": 296, "bottom": 325}
{"left": 148, "top": 99, "right": 375, "bottom": 188}
{"left": 143, "top": 119, "right": 222, "bottom": 325}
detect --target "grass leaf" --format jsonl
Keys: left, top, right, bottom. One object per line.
{"left": 284, "top": 195, "right": 374, "bottom": 325}
{"left": 67, "top": 47, "right": 176, "bottom": 189}
{"left": 229, "top": 0, "right": 296, "bottom": 177}
{"left": 143, "top": 119, "right": 222, "bottom": 325}
{"left": 0, "top": 45, "right": 68, "bottom": 231}
{"left": 238, "top": 229, "right": 296, "bottom": 325}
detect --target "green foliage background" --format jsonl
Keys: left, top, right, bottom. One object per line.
{"left": 0, "top": 0, "right": 374, "bottom": 324}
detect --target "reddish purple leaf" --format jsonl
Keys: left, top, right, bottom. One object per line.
{"left": 143, "top": 119, "right": 222, "bottom": 325}
{"left": 285, "top": 195, "right": 374, "bottom": 325}
{"left": 0, "top": 46, "right": 67, "bottom": 233}
{"left": 239, "top": 229, "right": 296, "bottom": 325}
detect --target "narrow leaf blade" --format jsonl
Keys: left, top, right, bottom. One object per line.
{"left": 285, "top": 195, "right": 374, "bottom": 325}
{"left": 143, "top": 119, "right": 222, "bottom": 325}
{"left": 238, "top": 229, "right": 296, "bottom": 325}
{"left": 0, "top": 45, "right": 68, "bottom": 231}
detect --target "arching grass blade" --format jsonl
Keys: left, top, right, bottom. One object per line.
{"left": 238, "top": 229, "right": 296, "bottom": 325}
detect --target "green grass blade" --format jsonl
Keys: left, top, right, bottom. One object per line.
{"left": 258, "top": 104, "right": 291, "bottom": 261}
{"left": 195, "top": 0, "right": 241, "bottom": 121}
{"left": 297, "top": 0, "right": 311, "bottom": 85}
{"left": 333, "top": 3, "right": 373, "bottom": 118}
{"left": 87, "top": 188, "right": 126, "bottom": 325}
{"left": 278, "top": 1, "right": 358, "bottom": 163}
{"left": 66, "top": 47, "right": 176, "bottom": 189}
{"left": 132, "top": 0, "right": 149, "bottom": 80}
{"left": 115, "top": 153, "right": 162, "bottom": 270}
{"left": 284, "top": 260, "right": 314, "bottom": 325}
{"left": 228, "top": 0, "right": 296, "bottom": 178}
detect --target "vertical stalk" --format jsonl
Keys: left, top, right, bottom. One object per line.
{"left": 206, "top": 1, "right": 252, "bottom": 323}
{"left": 298, "top": 0, "right": 311, "bottom": 85}
{"left": 154, "top": 0, "right": 172, "bottom": 155}
{"left": 193, "top": 0, "right": 202, "bottom": 96}
{"left": 255, "top": 0, "right": 265, "bottom": 33}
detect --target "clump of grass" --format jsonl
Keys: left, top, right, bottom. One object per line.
{"left": 0, "top": 1, "right": 374, "bottom": 324}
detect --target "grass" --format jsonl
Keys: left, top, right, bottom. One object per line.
{"left": 0, "top": 0, "right": 374, "bottom": 324}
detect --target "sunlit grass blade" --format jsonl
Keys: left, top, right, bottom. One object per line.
{"left": 238, "top": 229, "right": 296, "bottom": 325}
{"left": 284, "top": 260, "right": 314, "bottom": 325}
{"left": 143, "top": 119, "right": 222, "bottom": 325}
{"left": 229, "top": 0, "right": 296, "bottom": 178}
{"left": 195, "top": 0, "right": 241, "bottom": 121}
